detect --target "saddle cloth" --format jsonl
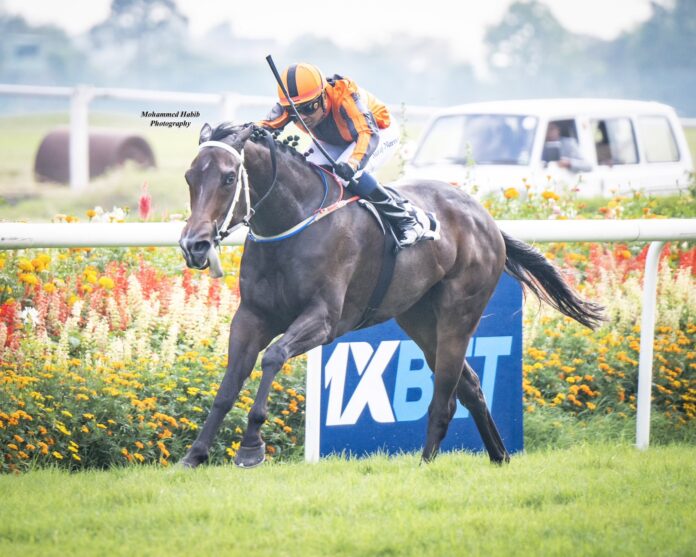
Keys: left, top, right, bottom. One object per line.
{"left": 359, "top": 186, "right": 441, "bottom": 248}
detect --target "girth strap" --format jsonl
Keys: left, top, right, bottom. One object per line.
{"left": 355, "top": 224, "right": 398, "bottom": 329}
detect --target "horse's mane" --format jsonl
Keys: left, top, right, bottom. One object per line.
{"left": 210, "top": 122, "right": 312, "bottom": 166}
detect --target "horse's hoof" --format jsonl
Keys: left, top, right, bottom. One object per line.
{"left": 234, "top": 443, "right": 266, "bottom": 468}
{"left": 177, "top": 448, "right": 208, "bottom": 469}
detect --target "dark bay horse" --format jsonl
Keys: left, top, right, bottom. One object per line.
{"left": 178, "top": 122, "right": 604, "bottom": 468}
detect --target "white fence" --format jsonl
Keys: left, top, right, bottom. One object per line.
{"left": 0, "top": 83, "right": 435, "bottom": 192}
{"left": 1, "top": 218, "right": 695, "bottom": 449}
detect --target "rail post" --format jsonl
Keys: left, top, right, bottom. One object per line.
{"left": 69, "top": 85, "right": 92, "bottom": 191}
{"left": 635, "top": 241, "right": 665, "bottom": 450}
{"left": 220, "top": 92, "right": 241, "bottom": 122}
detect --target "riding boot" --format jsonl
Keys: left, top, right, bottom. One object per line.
{"left": 363, "top": 182, "right": 421, "bottom": 248}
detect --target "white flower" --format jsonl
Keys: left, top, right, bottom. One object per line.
{"left": 109, "top": 207, "right": 126, "bottom": 222}
{"left": 20, "top": 307, "right": 40, "bottom": 327}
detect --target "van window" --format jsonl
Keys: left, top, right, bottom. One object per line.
{"left": 592, "top": 118, "right": 638, "bottom": 166}
{"left": 413, "top": 114, "right": 537, "bottom": 167}
{"left": 637, "top": 116, "right": 680, "bottom": 163}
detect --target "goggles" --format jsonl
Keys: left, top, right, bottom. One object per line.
{"left": 295, "top": 98, "right": 322, "bottom": 115}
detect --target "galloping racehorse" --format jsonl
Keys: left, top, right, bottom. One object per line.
{"left": 178, "top": 122, "right": 604, "bottom": 468}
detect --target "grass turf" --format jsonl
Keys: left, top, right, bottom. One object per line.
{"left": 0, "top": 443, "right": 694, "bottom": 556}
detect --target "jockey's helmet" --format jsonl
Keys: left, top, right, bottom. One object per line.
{"left": 278, "top": 63, "right": 326, "bottom": 107}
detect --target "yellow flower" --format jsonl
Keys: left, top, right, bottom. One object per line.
{"left": 72, "top": 454, "right": 81, "bottom": 462}
{"left": 52, "top": 451, "right": 64, "bottom": 460}
{"left": 18, "top": 258, "right": 34, "bottom": 272}
{"left": 43, "top": 283, "right": 57, "bottom": 293}
{"left": 503, "top": 187, "right": 520, "bottom": 200}
{"left": 19, "top": 273, "right": 39, "bottom": 285}
{"left": 86, "top": 209, "right": 96, "bottom": 219}
{"left": 542, "top": 190, "right": 560, "bottom": 201}
{"left": 98, "top": 276, "right": 115, "bottom": 290}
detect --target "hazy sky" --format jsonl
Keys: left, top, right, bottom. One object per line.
{"left": 3, "top": 0, "right": 658, "bottom": 68}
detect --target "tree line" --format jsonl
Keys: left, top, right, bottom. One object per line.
{"left": 1, "top": 0, "right": 694, "bottom": 115}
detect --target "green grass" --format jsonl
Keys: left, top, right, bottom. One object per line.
{"left": 0, "top": 444, "right": 694, "bottom": 556}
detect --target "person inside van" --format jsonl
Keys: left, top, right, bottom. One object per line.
{"left": 542, "top": 122, "right": 592, "bottom": 172}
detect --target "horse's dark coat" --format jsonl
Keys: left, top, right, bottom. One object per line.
{"left": 179, "top": 123, "right": 604, "bottom": 467}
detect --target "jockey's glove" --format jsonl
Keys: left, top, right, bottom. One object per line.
{"left": 334, "top": 162, "right": 356, "bottom": 181}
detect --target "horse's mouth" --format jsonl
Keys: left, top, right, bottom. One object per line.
{"left": 179, "top": 243, "right": 223, "bottom": 278}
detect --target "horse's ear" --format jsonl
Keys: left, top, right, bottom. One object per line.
{"left": 199, "top": 123, "right": 212, "bottom": 144}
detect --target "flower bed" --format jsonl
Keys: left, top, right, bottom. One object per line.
{"left": 0, "top": 246, "right": 304, "bottom": 473}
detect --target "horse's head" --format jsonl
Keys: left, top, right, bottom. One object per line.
{"left": 179, "top": 122, "right": 256, "bottom": 276}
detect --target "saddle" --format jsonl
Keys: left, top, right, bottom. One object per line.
{"left": 359, "top": 186, "right": 441, "bottom": 250}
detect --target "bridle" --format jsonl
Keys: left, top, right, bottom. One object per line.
{"left": 197, "top": 128, "right": 278, "bottom": 246}
{"left": 196, "top": 129, "right": 357, "bottom": 246}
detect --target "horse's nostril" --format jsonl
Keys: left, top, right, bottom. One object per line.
{"left": 192, "top": 240, "right": 211, "bottom": 255}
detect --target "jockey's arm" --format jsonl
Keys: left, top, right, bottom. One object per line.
{"left": 258, "top": 103, "right": 290, "bottom": 131}
{"left": 342, "top": 97, "right": 380, "bottom": 172}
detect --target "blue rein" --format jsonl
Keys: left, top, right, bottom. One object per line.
{"left": 247, "top": 166, "right": 330, "bottom": 243}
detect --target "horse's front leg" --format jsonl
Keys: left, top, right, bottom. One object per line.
{"left": 235, "top": 303, "right": 335, "bottom": 468}
{"left": 179, "top": 305, "right": 275, "bottom": 468}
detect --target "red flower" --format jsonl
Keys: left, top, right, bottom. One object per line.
{"left": 139, "top": 182, "right": 152, "bottom": 221}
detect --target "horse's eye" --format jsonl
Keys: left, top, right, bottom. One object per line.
{"left": 224, "top": 173, "right": 236, "bottom": 186}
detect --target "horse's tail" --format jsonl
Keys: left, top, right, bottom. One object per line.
{"left": 502, "top": 231, "right": 605, "bottom": 330}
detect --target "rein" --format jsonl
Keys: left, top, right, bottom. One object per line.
{"left": 198, "top": 133, "right": 358, "bottom": 246}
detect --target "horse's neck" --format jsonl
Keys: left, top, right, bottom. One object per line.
{"left": 245, "top": 142, "right": 327, "bottom": 237}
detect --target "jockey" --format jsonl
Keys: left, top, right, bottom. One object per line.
{"left": 259, "top": 62, "right": 423, "bottom": 248}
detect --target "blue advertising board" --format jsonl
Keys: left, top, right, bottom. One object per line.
{"left": 305, "top": 273, "right": 523, "bottom": 461}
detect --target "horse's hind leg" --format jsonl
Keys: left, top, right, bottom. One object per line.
{"left": 179, "top": 305, "right": 275, "bottom": 468}
{"left": 456, "top": 360, "right": 510, "bottom": 463}
{"left": 398, "top": 294, "right": 478, "bottom": 463}
{"left": 422, "top": 325, "right": 469, "bottom": 462}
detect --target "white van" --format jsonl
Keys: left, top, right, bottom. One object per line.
{"left": 403, "top": 99, "right": 693, "bottom": 197}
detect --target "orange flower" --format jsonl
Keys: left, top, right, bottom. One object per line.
{"left": 503, "top": 187, "right": 520, "bottom": 200}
